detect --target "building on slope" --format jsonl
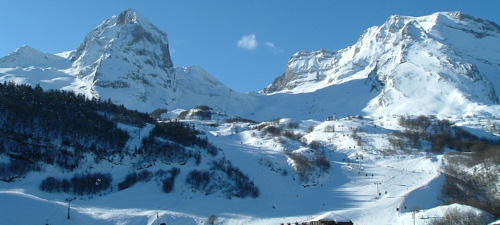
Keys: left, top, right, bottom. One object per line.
{"left": 308, "top": 212, "right": 354, "bottom": 225}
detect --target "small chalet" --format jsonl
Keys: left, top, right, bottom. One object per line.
{"left": 308, "top": 212, "right": 353, "bottom": 225}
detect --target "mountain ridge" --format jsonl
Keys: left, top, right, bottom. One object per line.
{"left": 70, "top": 8, "right": 177, "bottom": 107}
{"left": 262, "top": 11, "right": 500, "bottom": 119}
{"left": 1, "top": 10, "right": 499, "bottom": 122}
{"left": 1, "top": 9, "right": 500, "bottom": 225}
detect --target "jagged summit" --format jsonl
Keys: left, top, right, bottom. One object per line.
{"left": 0, "top": 11, "right": 499, "bottom": 120}
{"left": 71, "top": 8, "right": 174, "bottom": 73}
{"left": 262, "top": 11, "right": 500, "bottom": 118}
{"left": 264, "top": 11, "right": 500, "bottom": 94}
{"left": 262, "top": 49, "right": 337, "bottom": 93}
{"left": 0, "top": 9, "right": 179, "bottom": 111}
{"left": 68, "top": 8, "right": 177, "bottom": 107}
{"left": 0, "top": 9, "right": 244, "bottom": 113}
{"left": 1, "top": 10, "right": 500, "bottom": 225}
{"left": 116, "top": 9, "right": 147, "bottom": 26}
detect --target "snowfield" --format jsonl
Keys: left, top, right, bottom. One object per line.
{"left": 1, "top": 9, "right": 500, "bottom": 225}
{"left": 1, "top": 116, "right": 495, "bottom": 225}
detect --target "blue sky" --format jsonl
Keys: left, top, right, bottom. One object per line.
{"left": 1, "top": 0, "right": 499, "bottom": 93}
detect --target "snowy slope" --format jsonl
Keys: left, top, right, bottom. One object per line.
{"left": 0, "top": 46, "right": 74, "bottom": 90}
{"left": 0, "top": 9, "right": 259, "bottom": 115}
{"left": 0, "top": 9, "right": 177, "bottom": 110}
{"left": 1, "top": 10, "right": 500, "bottom": 225}
{"left": 0, "top": 45, "right": 71, "bottom": 69}
{"left": 264, "top": 12, "right": 500, "bottom": 119}
{"left": 172, "top": 66, "right": 257, "bottom": 116}
{"left": 1, "top": 116, "right": 496, "bottom": 225}
{"left": 1, "top": 11, "right": 499, "bottom": 122}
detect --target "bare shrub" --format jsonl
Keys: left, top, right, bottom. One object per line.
{"left": 207, "top": 215, "right": 218, "bottom": 225}
{"left": 441, "top": 147, "right": 500, "bottom": 217}
{"left": 255, "top": 123, "right": 267, "bottom": 131}
{"left": 324, "top": 125, "right": 335, "bottom": 132}
{"left": 194, "top": 105, "right": 212, "bottom": 111}
{"left": 285, "top": 151, "right": 330, "bottom": 182}
{"left": 177, "top": 110, "right": 189, "bottom": 120}
{"left": 224, "top": 117, "right": 257, "bottom": 124}
{"left": 430, "top": 208, "right": 485, "bottom": 225}
{"left": 387, "top": 133, "right": 405, "bottom": 151}
{"left": 270, "top": 118, "right": 281, "bottom": 125}
{"left": 310, "top": 141, "right": 322, "bottom": 150}
{"left": 150, "top": 108, "right": 168, "bottom": 120}
{"left": 192, "top": 109, "right": 212, "bottom": 120}
{"left": 314, "top": 154, "right": 330, "bottom": 172}
{"left": 265, "top": 126, "right": 282, "bottom": 137}
{"left": 308, "top": 125, "right": 315, "bottom": 133}
{"left": 283, "top": 131, "right": 303, "bottom": 141}
{"left": 288, "top": 121, "right": 299, "bottom": 129}
{"left": 352, "top": 128, "right": 363, "bottom": 147}
{"left": 285, "top": 151, "right": 312, "bottom": 182}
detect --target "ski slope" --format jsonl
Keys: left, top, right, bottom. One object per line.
{"left": 1, "top": 116, "right": 493, "bottom": 225}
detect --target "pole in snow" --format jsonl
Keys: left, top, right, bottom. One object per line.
{"left": 412, "top": 211, "right": 416, "bottom": 225}
{"left": 65, "top": 198, "right": 75, "bottom": 219}
{"left": 374, "top": 181, "right": 381, "bottom": 196}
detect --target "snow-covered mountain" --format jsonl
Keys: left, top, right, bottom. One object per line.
{"left": 0, "top": 9, "right": 252, "bottom": 113}
{"left": 2, "top": 11, "right": 499, "bottom": 121}
{"left": 69, "top": 8, "right": 177, "bottom": 109}
{"left": 1, "top": 10, "right": 500, "bottom": 225}
{"left": 263, "top": 12, "right": 500, "bottom": 118}
{"left": 173, "top": 65, "right": 256, "bottom": 116}
{"left": 0, "top": 45, "right": 74, "bottom": 91}
{"left": 0, "top": 9, "right": 176, "bottom": 110}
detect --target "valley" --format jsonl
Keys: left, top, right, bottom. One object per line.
{"left": 0, "top": 9, "right": 499, "bottom": 225}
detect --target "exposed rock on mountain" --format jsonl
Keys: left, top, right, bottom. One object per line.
{"left": 69, "top": 9, "right": 177, "bottom": 108}
{"left": 1, "top": 11, "right": 499, "bottom": 120}
{"left": 263, "top": 12, "right": 500, "bottom": 117}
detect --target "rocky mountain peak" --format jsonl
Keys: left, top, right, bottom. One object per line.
{"left": 1, "top": 11, "right": 499, "bottom": 120}
{"left": 0, "top": 9, "right": 239, "bottom": 113}
{"left": 64, "top": 9, "right": 177, "bottom": 106}
{"left": 116, "top": 9, "right": 142, "bottom": 26}
{"left": 71, "top": 9, "right": 173, "bottom": 71}
{"left": 262, "top": 11, "right": 500, "bottom": 118}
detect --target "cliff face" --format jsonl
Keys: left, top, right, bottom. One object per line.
{"left": 261, "top": 12, "right": 500, "bottom": 117}
{"left": 1, "top": 11, "right": 500, "bottom": 119}
{"left": 68, "top": 9, "right": 177, "bottom": 108}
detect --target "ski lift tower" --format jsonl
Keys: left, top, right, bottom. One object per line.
{"left": 374, "top": 181, "right": 382, "bottom": 197}
{"left": 65, "top": 197, "right": 76, "bottom": 219}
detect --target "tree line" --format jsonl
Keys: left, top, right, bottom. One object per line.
{"left": 0, "top": 82, "right": 149, "bottom": 179}
{"left": 1, "top": 82, "right": 260, "bottom": 200}
{"left": 40, "top": 172, "right": 112, "bottom": 195}
{"left": 186, "top": 157, "right": 259, "bottom": 199}
{"left": 0, "top": 82, "right": 211, "bottom": 178}
{"left": 391, "top": 115, "right": 500, "bottom": 217}
{"left": 388, "top": 115, "right": 498, "bottom": 153}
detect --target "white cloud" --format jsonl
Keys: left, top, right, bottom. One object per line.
{"left": 237, "top": 34, "right": 258, "bottom": 51}
{"left": 264, "top": 41, "right": 276, "bottom": 48}
{"left": 265, "top": 41, "right": 283, "bottom": 53}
